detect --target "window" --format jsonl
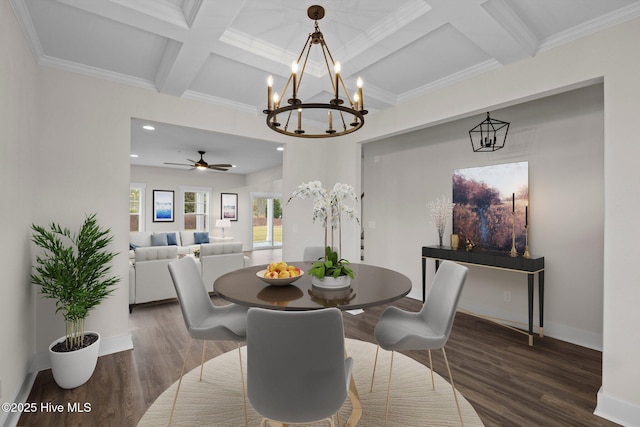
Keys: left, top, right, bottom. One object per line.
{"left": 251, "top": 193, "right": 282, "bottom": 249}
{"left": 182, "top": 187, "right": 211, "bottom": 230}
{"left": 130, "top": 183, "right": 146, "bottom": 231}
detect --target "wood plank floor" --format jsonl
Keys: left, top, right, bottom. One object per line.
{"left": 19, "top": 250, "right": 617, "bottom": 427}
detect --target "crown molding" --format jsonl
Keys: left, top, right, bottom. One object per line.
{"left": 538, "top": 2, "right": 640, "bottom": 53}
{"left": 399, "top": 59, "right": 502, "bottom": 103}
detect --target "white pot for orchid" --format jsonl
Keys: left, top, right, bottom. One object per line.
{"left": 311, "top": 275, "right": 352, "bottom": 290}
{"left": 49, "top": 332, "right": 101, "bottom": 389}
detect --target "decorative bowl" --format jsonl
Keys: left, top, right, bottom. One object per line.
{"left": 256, "top": 269, "right": 304, "bottom": 286}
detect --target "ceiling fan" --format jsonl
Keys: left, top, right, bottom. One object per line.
{"left": 164, "top": 151, "right": 232, "bottom": 171}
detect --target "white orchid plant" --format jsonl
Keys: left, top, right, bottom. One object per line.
{"left": 288, "top": 181, "right": 360, "bottom": 277}
{"left": 427, "top": 195, "right": 455, "bottom": 246}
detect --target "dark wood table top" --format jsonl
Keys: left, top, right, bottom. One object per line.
{"left": 214, "top": 261, "right": 412, "bottom": 310}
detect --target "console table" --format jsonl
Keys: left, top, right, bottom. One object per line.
{"left": 422, "top": 245, "right": 544, "bottom": 346}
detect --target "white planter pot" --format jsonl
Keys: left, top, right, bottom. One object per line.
{"left": 49, "top": 331, "right": 100, "bottom": 389}
{"left": 311, "top": 275, "right": 351, "bottom": 290}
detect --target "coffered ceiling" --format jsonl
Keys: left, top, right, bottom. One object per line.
{"left": 11, "top": 0, "right": 640, "bottom": 173}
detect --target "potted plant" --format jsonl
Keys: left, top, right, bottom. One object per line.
{"left": 289, "top": 181, "right": 359, "bottom": 289}
{"left": 30, "top": 213, "right": 120, "bottom": 389}
{"left": 308, "top": 246, "right": 355, "bottom": 288}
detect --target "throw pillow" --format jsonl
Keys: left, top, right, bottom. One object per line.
{"left": 194, "top": 232, "right": 209, "bottom": 244}
{"left": 129, "top": 243, "right": 139, "bottom": 250}
{"left": 166, "top": 232, "right": 177, "bottom": 246}
{"left": 151, "top": 233, "right": 168, "bottom": 246}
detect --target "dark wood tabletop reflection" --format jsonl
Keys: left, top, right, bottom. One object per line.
{"left": 214, "top": 261, "right": 412, "bottom": 310}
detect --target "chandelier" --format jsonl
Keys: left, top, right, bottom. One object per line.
{"left": 263, "top": 5, "right": 367, "bottom": 138}
{"left": 469, "top": 112, "right": 510, "bottom": 152}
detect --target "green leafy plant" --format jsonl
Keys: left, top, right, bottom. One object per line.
{"left": 308, "top": 246, "right": 355, "bottom": 280}
{"left": 31, "top": 213, "right": 120, "bottom": 351}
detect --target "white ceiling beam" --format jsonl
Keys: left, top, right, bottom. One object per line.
{"left": 444, "top": 0, "right": 534, "bottom": 65}
{"left": 154, "top": 2, "right": 247, "bottom": 95}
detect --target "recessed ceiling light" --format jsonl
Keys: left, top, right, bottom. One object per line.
{"left": 130, "top": 154, "right": 139, "bottom": 158}
{"left": 142, "top": 125, "right": 155, "bottom": 131}
{"left": 277, "top": 147, "right": 284, "bottom": 151}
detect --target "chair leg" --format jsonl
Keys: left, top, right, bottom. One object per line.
{"left": 200, "top": 340, "right": 206, "bottom": 381}
{"left": 238, "top": 343, "right": 248, "bottom": 426}
{"left": 428, "top": 349, "right": 435, "bottom": 390}
{"left": 169, "top": 337, "right": 193, "bottom": 425}
{"left": 383, "top": 350, "right": 395, "bottom": 427}
{"left": 370, "top": 344, "right": 380, "bottom": 392}
{"left": 441, "top": 348, "right": 464, "bottom": 427}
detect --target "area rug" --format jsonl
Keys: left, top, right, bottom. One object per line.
{"left": 138, "top": 339, "right": 484, "bottom": 426}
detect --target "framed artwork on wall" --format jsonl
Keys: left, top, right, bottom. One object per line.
{"left": 153, "top": 190, "right": 175, "bottom": 222}
{"left": 221, "top": 193, "right": 238, "bottom": 221}
{"left": 452, "top": 161, "right": 528, "bottom": 252}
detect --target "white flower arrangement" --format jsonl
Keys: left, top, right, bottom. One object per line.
{"left": 288, "top": 181, "right": 359, "bottom": 259}
{"left": 427, "top": 195, "right": 455, "bottom": 246}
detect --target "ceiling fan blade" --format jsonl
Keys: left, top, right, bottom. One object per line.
{"left": 207, "top": 165, "right": 229, "bottom": 171}
{"left": 164, "top": 162, "right": 194, "bottom": 167}
{"left": 186, "top": 158, "right": 197, "bottom": 163}
{"left": 211, "top": 164, "right": 233, "bottom": 168}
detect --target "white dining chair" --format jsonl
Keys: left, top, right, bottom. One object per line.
{"left": 167, "top": 256, "right": 249, "bottom": 425}
{"left": 247, "top": 307, "right": 353, "bottom": 426}
{"left": 370, "top": 260, "right": 469, "bottom": 426}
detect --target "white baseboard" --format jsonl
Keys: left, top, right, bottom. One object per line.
{"left": 595, "top": 387, "right": 640, "bottom": 427}
{"left": 458, "top": 301, "right": 603, "bottom": 350}
{"left": 0, "top": 371, "right": 37, "bottom": 427}
{"left": 29, "top": 332, "right": 133, "bottom": 373}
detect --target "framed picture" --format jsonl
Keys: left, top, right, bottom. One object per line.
{"left": 221, "top": 193, "right": 238, "bottom": 221}
{"left": 153, "top": 190, "right": 175, "bottom": 222}
{"left": 452, "top": 161, "right": 528, "bottom": 252}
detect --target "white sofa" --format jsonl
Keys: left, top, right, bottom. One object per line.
{"left": 129, "top": 230, "right": 207, "bottom": 258}
{"left": 128, "top": 232, "right": 248, "bottom": 310}
{"left": 131, "top": 246, "right": 179, "bottom": 306}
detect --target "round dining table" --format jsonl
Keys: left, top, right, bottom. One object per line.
{"left": 214, "top": 261, "right": 412, "bottom": 311}
{"left": 214, "top": 261, "right": 412, "bottom": 427}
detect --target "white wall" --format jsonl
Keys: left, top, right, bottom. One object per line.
{"left": 130, "top": 164, "right": 244, "bottom": 233}
{"left": 281, "top": 138, "right": 362, "bottom": 263}
{"left": 1, "top": 0, "right": 38, "bottom": 417}
{"left": 363, "top": 84, "right": 604, "bottom": 349}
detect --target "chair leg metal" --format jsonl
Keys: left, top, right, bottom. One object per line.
{"left": 370, "top": 345, "right": 380, "bottom": 392}
{"left": 441, "top": 348, "right": 464, "bottom": 427}
{"left": 238, "top": 343, "right": 248, "bottom": 426}
{"left": 383, "top": 351, "right": 395, "bottom": 427}
{"left": 428, "top": 349, "right": 435, "bottom": 390}
{"left": 200, "top": 340, "right": 206, "bottom": 381}
{"left": 169, "top": 337, "right": 193, "bottom": 425}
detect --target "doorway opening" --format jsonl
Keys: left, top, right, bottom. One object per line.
{"left": 251, "top": 194, "right": 282, "bottom": 250}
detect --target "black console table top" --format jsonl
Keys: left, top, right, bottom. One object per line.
{"left": 422, "top": 245, "right": 544, "bottom": 272}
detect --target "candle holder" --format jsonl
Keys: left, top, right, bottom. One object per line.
{"left": 510, "top": 212, "right": 518, "bottom": 257}
{"left": 523, "top": 225, "right": 531, "bottom": 259}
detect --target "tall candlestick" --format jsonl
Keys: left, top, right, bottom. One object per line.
{"left": 510, "top": 211, "right": 518, "bottom": 257}
{"left": 328, "top": 110, "right": 333, "bottom": 130}
{"left": 357, "top": 77, "right": 363, "bottom": 111}
{"left": 512, "top": 193, "right": 515, "bottom": 213}
{"left": 297, "top": 108, "right": 302, "bottom": 131}
{"left": 525, "top": 205, "right": 528, "bottom": 227}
